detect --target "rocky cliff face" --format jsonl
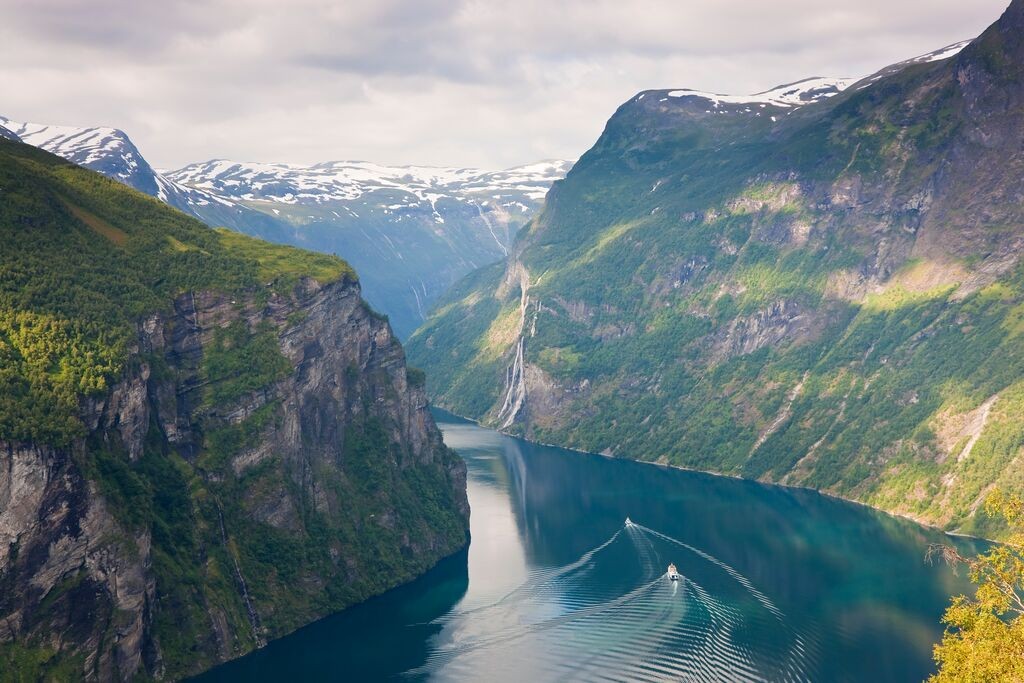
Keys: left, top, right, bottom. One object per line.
{"left": 0, "top": 442, "right": 155, "bottom": 679}
{"left": 409, "top": 0, "right": 1024, "bottom": 535}
{"left": 0, "top": 276, "right": 468, "bottom": 680}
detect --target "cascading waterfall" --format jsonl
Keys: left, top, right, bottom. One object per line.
{"left": 474, "top": 202, "right": 509, "bottom": 256}
{"left": 497, "top": 336, "right": 526, "bottom": 429}
{"left": 215, "top": 501, "right": 265, "bottom": 648}
{"left": 410, "top": 285, "right": 425, "bottom": 319}
{"left": 496, "top": 266, "right": 531, "bottom": 429}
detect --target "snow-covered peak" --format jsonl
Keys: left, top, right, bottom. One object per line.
{"left": 853, "top": 39, "right": 973, "bottom": 91}
{"left": 904, "top": 39, "right": 972, "bottom": 66}
{"left": 666, "top": 76, "right": 855, "bottom": 110}
{"left": 647, "top": 76, "right": 855, "bottom": 118}
{"left": 168, "top": 158, "right": 573, "bottom": 206}
{"left": 0, "top": 113, "right": 257, "bottom": 225}
{"left": 3, "top": 110, "right": 569, "bottom": 239}
{"left": 0, "top": 117, "right": 148, "bottom": 183}
{"left": 657, "top": 38, "right": 973, "bottom": 113}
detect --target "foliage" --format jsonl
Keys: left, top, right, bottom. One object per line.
{"left": 0, "top": 138, "right": 353, "bottom": 446}
{"left": 202, "top": 321, "right": 291, "bottom": 407}
{"left": 0, "top": 643, "right": 83, "bottom": 683}
{"left": 213, "top": 227, "right": 354, "bottom": 288}
{"left": 406, "top": 365, "right": 427, "bottom": 387}
{"left": 0, "top": 138, "right": 469, "bottom": 679}
{"left": 929, "top": 492, "right": 1024, "bottom": 682}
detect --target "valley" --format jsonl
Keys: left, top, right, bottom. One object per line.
{"left": 196, "top": 412, "right": 984, "bottom": 681}
{"left": 3, "top": 0, "right": 1023, "bottom": 680}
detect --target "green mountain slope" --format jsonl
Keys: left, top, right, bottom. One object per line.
{"left": 0, "top": 138, "right": 468, "bottom": 680}
{"left": 409, "top": 0, "right": 1024, "bottom": 535}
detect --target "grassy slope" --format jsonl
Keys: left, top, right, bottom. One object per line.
{"left": 0, "top": 138, "right": 353, "bottom": 446}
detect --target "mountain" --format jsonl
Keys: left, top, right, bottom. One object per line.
{"left": 0, "top": 113, "right": 570, "bottom": 338}
{"left": 408, "top": 0, "right": 1024, "bottom": 537}
{"left": 0, "top": 116, "right": 290, "bottom": 244}
{"left": 0, "top": 137, "right": 468, "bottom": 679}
{"left": 167, "top": 158, "right": 573, "bottom": 337}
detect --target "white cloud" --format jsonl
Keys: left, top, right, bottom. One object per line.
{"left": 0, "top": 0, "right": 1009, "bottom": 169}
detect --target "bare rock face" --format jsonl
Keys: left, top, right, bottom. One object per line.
{"left": 0, "top": 276, "right": 468, "bottom": 680}
{"left": 711, "top": 300, "right": 823, "bottom": 360}
{"left": 0, "top": 441, "right": 155, "bottom": 680}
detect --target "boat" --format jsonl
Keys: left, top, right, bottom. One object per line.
{"left": 667, "top": 563, "right": 680, "bottom": 581}
{"left": 625, "top": 517, "right": 633, "bottom": 526}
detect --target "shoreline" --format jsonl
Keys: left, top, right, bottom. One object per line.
{"left": 431, "top": 405, "right": 994, "bottom": 544}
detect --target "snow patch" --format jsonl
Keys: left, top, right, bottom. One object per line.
{"left": 667, "top": 76, "right": 855, "bottom": 110}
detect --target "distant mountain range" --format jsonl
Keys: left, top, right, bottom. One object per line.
{"left": 168, "top": 158, "right": 567, "bottom": 219}
{"left": 0, "top": 114, "right": 571, "bottom": 337}
{"left": 169, "top": 157, "right": 572, "bottom": 336}
{"left": 0, "top": 116, "right": 293, "bottom": 253}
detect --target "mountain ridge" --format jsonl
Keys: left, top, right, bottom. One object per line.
{"left": 0, "top": 116, "right": 287, "bottom": 241}
{"left": 408, "top": 0, "right": 1024, "bottom": 536}
{"left": 165, "top": 156, "right": 573, "bottom": 336}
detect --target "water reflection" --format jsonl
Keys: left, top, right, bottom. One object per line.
{"left": 197, "top": 410, "right": 981, "bottom": 682}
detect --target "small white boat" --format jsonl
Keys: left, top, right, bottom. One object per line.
{"left": 625, "top": 517, "right": 633, "bottom": 526}
{"left": 667, "top": 563, "right": 680, "bottom": 581}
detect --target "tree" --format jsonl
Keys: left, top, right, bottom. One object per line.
{"left": 928, "top": 492, "right": 1024, "bottom": 682}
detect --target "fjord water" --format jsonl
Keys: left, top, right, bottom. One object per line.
{"left": 198, "top": 411, "right": 981, "bottom": 682}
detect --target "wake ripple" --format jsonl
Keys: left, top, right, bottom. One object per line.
{"left": 405, "top": 521, "right": 818, "bottom": 681}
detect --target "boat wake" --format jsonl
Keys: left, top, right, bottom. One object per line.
{"left": 406, "top": 520, "right": 816, "bottom": 681}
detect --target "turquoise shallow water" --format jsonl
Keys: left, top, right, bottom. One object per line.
{"left": 196, "top": 410, "right": 982, "bottom": 682}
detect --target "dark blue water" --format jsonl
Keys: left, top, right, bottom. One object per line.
{"left": 197, "top": 411, "right": 981, "bottom": 681}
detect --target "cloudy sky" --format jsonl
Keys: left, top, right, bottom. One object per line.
{"left": 0, "top": 0, "right": 1009, "bottom": 170}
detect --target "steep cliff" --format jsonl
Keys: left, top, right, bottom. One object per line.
{"left": 409, "top": 0, "right": 1024, "bottom": 535}
{"left": 0, "top": 138, "right": 468, "bottom": 680}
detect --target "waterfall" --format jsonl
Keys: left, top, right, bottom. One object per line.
{"left": 474, "top": 202, "right": 509, "bottom": 256}
{"left": 216, "top": 501, "right": 266, "bottom": 648}
{"left": 497, "top": 335, "right": 527, "bottom": 429}
{"left": 496, "top": 265, "right": 531, "bottom": 429}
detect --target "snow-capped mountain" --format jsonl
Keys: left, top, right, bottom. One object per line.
{"left": 664, "top": 76, "right": 856, "bottom": 109}
{"left": 851, "top": 40, "right": 973, "bottom": 91}
{"left": 2, "top": 113, "right": 570, "bottom": 337}
{"left": 0, "top": 116, "right": 288, "bottom": 241}
{"left": 637, "top": 40, "right": 972, "bottom": 117}
{"left": 1, "top": 118, "right": 159, "bottom": 192}
{"left": 168, "top": 158, "right": 570, "bottom": 220}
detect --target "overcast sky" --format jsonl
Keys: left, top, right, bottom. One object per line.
{"left": 0, "top": 0, "right": 1010, "bottom": 170}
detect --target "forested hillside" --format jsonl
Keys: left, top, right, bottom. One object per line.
{"left": 409, "top": 0, "right": 1024, "bottom": 535}
{"left": 0, "top": 138, "right": 468, "bottom": 680}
